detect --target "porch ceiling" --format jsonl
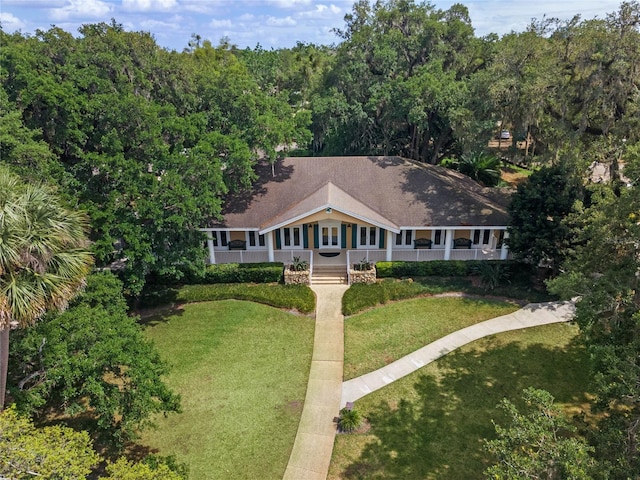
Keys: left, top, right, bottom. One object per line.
{"left": 259, "top": 182, "right": 400, "bottom": 234}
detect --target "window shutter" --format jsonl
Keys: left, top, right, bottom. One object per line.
{"left": 379, "top": 228, "right": 385, "bottom": 248}
{"left": 351, "top": 224, "right": 357, "bottom": 248}
{"left": 303, "top": 224, "right": 309, "bottom": 248}
{"left": 275, "top": 230, "right": 281, "bottom": 249}
{"left": 341, "top": 224, "right": 347, "bottom": 248}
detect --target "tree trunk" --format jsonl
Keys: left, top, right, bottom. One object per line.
{"left": 0, "top": 327, "right": 8, "bottom": 410}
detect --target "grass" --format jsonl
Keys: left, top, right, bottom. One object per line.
{"left": 344, "top": 297, "right": 520, "bottom": 380}
{"left": 138, "top": 300, "right": 315, "bottom": 480}
{"left": 330, "top": 322, "right": 592, "bottom": 480}
{"left": 343, "top": 277, "right": 554, "bottom": 316}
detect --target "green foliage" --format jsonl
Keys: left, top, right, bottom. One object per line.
{"left": 338, "top": 407, "right": 363, "bottom": 433}
{"left": 376, "top": 260, "right": 521, "bottom": 278}
{"left": 446, "top": 151, "right": 502, "bottom": 186}
{"left": 547, "top": 181, "right": 640, "bottom": 478}
{"left": 352, "top": 257, "right": 373, "bottom": 271}
{"left": 140, "top": 283, "right": 316, "bottom": 314}
{"left": 484, "top": 387, "right": 595, "bottom": 480}
{"left": 0, "top": 24, "right": 311, "bottom": 296}
{"left": 507, "top": 165, "right": 584, "bottom": 270}
{"left": 313, "top": 0, "right": 481, "bottom": 162}
{"left": 472, "top": 262, "right": 511, "bottom": 291}
{"left": 0, "top": 405, "right": 100, "bottom": 479}
{"left": 289, "top": 256, "right": 309, "bottom": 272}
{"left": 8, "top": 272, "right": 180, "bottom": 447}
{"left": 102, "top": 457, "right": 185, "bottom": 480}
{"left": 202, "top": 262, "right": 284, "bottom": 283}
{"left": 343, "top": 279, "right": 429, "bottom": 315}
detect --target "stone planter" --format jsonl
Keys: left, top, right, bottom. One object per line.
{"left": 349, "top": 265, "right": 377, "bottom": 285}
{"left": 284, "top": 267, "right": 311, "bottom": 285}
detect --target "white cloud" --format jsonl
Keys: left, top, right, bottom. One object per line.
{"left": 209, "top": 18, "right": 233, "bottom": 29}
{"left": 265, "top": 0, "right": 312, "bottom": 9}
{"left": 140, "top": 18, "right": 182, "bottom": 30}
{"left": 49, "top": 0, "right": 112, "bottom": 21}
{"left": 122, "top": 0, "right": 178, "bottom": 12}
{"left": 297, "top": 4, "right": 342, "bottom": 19}
{"left": 266, "top": 16, "right": 296, "bottom": 27}
{"left": 0, "top": 12, "right": 26, "bottom": 31}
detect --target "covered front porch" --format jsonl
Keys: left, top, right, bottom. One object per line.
{"left": 202, "top": 225, "right": 511, "bottom": 267}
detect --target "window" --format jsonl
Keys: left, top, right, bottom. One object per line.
{"left": 395, "top": 230, "right": 414, "bottom": 247}
{"left": 433, "top": 229, "right": 443, "bottom": 245}
{"left": 247, "top": 231, "right": 266, "bottom": 248}
{"left": 212, "top": 230, "right": 228, "bottom": 247}
{"left": 321, "top": 226, "right": 338, "bottom": 247}
{"left": 359, "top": 226, "right": 378, "bottom": 247}
{"left": 281, "top": 226, "right": 303, "bottom": 248}
{"left": 473, "top": 229, "right": 491, "bottom": 245}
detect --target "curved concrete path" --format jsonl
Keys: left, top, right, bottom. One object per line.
{"left": 283, "top": 295, "right": 575, "bottom": 480}
{"left": 283, "top": 285, "right": 348, "bottom": 480}
{"left": 341, "top": 300, "right": 575, "bottom": 406}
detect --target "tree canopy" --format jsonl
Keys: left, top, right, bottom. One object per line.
{"left": 8, "top": 272, "right": 180, "bottom": 445}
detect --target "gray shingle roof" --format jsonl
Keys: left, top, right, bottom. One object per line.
{"left": 214, "top": 156, "right": 511, "bottom": 229}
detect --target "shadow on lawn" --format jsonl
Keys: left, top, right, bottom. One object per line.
{"left": 340, "top": 338, "right": 591, "bottom": 480}
{"left": 135, "top": 286, "right": 186, "bottom": 326}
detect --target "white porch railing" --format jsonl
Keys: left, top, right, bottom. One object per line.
{"left": 449, "top": 249, "right": 503, "bottom": 260}
{"left": 390, "top": 249, "right": 446, "bottom": 261}
{"left": 213, "top": 250, "right": 270, "bottom": 264}
{"left": 346, "top": 248, "right": 506, "bottom": 266}
{"left": 212, "top": 247, "right": 506, "bottom": 271}
{"left": 211, "top": 249, "right": 313, "bottom": 268}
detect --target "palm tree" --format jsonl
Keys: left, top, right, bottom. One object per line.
{"left": 0, "top": 166, "right": 93, "bottom": 409}
{"left": 456, "top": 151, "right": 502, "bottom": 187}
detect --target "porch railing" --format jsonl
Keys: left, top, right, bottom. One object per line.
{"left": 346, "top": 248, "right": 506, "bottom": 268}
{"left": 210, "top": 249, "right": 314, "bottom": 278}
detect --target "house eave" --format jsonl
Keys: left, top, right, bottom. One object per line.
{"left": 258, "top": 204, "right": 400, "bottom": 235}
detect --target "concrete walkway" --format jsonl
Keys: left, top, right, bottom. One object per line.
{"left": 283, "top": 284, "right": 348, "bottom": 480}
{"left": 341, "top": 300, "right": 575, "bottom": 406}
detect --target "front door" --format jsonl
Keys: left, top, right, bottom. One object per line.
{"left": 319, "top": 221, "right": 340, "bottom": 249}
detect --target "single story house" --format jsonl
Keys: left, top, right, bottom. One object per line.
{"left": 202, "top": 156, "right": 511, "bottom": 273}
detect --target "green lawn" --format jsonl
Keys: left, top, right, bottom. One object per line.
{"left": 344, "top": 297, "right": 520, "bottom": 380}
{"left": 139, "top": 300, "right": 315, "bottom": 480}
{"left": 330, "top": 322, "right": 592, "bottom": 480}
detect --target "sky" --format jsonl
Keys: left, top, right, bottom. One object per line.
{"left": 1, "top": 0, "right": 625, "bottom": 51}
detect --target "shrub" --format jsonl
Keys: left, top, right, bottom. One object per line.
{"left": 289, "top": 256, "right": 309, "bottom": 271}
{"left": 139, "top": 283, "right": 315, "bottom": 314}
{"left": 338, "top": 407, "right": 363, "bottom": 433}
{"left": 376, "top": 260, "right": 522, "bottom": 279}
{"left": 472, "top": 262, "right": 511, "bottom": 291}
{"left": 203, "top": 262, "right": 284, "bottom": 283}
{"left": 352, "top": 257, "right": 373, "bottom": 271}
{"left": 342, "top": 279, "right": 432, "bottom": 315}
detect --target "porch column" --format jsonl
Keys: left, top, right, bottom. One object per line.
{"left": 206, "top": 231, "right": 216, "bottom": 264}
{"left": 267, "top": 231, "right": 275, "bottom": 262}
{"left": 500, "top": 230, "right": 510, "bottom": 260}
{"left": 386, "top": 230, "right": 393, "bottom": 261}
{"left": 444, "top": 228, "right": 453, "bottom": 260}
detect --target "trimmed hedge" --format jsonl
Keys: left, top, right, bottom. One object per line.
{"left": 139, "top": 283, "right": 315, "bottom": 314}
{"left": 375, "top": 260, "right": 523, "bottom": 278}
{"left": 203, "top": 262, "right": 284, "bottom": 284}
{"left": 342, "top": 278, "right": 473, "bottom": 316}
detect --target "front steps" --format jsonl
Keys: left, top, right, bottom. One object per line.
{"left": 312, "top": 265, "right": 347, "bottom": 285}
